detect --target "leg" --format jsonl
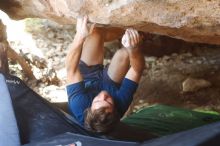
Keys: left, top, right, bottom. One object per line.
{"left": 107, "top": 48, "right": 130, "bottom": 83}
{"left": 81, "top": 27, "right": 105, "bottom": 65}
{"left": 81, "top": 27, "right": 125, "bottom": 66}
{"left": 104, "top": 27, "right": 125, "bottom": 42}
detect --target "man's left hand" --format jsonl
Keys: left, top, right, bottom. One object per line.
{"left": 121, "top": 28, "right": 141, "bottom": 50}
{"left": 76, "top": 16, "right": 95, "bottom": 39}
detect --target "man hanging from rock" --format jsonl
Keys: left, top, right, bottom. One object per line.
{"left": 66, "top": 16, "right": 145, "bottom": 133}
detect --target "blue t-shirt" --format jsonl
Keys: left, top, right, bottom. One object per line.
{"left": 66, "top": 78, "right": 138, "bottom": 126}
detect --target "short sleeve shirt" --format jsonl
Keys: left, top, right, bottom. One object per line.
{"left": 67, "top": 78, "right": 138, "bottom": 126}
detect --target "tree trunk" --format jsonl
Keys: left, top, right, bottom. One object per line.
{"left": 0, "top": 43, "right": 9, "bottom": 74}
{"left": 7, "top": 45, "right": 36, "bottom": 80}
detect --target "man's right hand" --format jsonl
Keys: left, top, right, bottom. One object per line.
{"left": 76, "top": 16, "right": 95, "bottom": 40}
{"left": 121, "top": 28, "right": 141, "bottom": 51}
{"left": 122, "top": 28, "right": 145, "bottom": 83}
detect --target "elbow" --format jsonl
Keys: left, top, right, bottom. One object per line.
{"left": 65, "top": 59, "right": 76, "bottom": 74}
{"left": 65, "top": 55, "right": 74, "bottom": 70}
{"left": 134, "top": 59, "right": 146, "bottom": 74}
{"left": 65, "top": 58, "right": 71, "bottom": 71}
{"left": 66, "top": 64, "right": 77, "bottom": 75}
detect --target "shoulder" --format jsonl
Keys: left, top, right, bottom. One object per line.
{"left": 121, "top": 78, "right": 139, "bottom": 91}
{"left": 67, "top": 81, "right": 91, "bottom": 112}
{"left": 67, "top": 82, "right": 92, "bottom": 125}
{"left": 66, "top": 81, "right": 85, "bottom": 98}
{"left": 115, "top": 78, "right": 139, "bottom": 116}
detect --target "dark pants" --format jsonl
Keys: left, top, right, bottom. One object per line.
{"left": 78, "top": 60, "right": 120, "bottom": 89}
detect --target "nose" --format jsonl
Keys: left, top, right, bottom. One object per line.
{"left": 99, "top": 91, "right": 109, "bottom": 100}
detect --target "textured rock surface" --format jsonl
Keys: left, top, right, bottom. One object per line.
{"left": 182, "top": 77, "right": 211, "bottom": 92}
{"left": 0, "top": 0, "right": 220, "bottom": 45}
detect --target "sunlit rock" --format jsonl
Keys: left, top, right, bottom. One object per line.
{"left": 0, "top": 0, "right": 220, "bottom": 45}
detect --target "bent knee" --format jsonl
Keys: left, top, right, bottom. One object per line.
{"left": 111, "top": 49, "right": 129, "bottom": 65}
{"left": 92, "top": 27, "right": 105, "bottom": 35}
{"left": 115, "top": 49, "right": 129, "bottom": 59}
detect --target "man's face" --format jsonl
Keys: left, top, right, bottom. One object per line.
{"left": 91, "top": 91, "right": 114, "bottom": 113}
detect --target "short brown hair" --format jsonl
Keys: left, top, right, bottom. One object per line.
{"left": 84, "top": 107, "right": 119, "bottom": 133}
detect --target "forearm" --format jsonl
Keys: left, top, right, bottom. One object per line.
{"left": 125, "top": 49, "right": 145, "bottom": 83}
{"left": 66, "top": 33, "right": 85, "bottom": 73}
{"left": 128, "top": 48, "right": 145, "bottom": 74}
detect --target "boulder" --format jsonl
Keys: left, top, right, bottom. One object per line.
{"left": 182, "top": 77, "right": 211, "bottom": 93}
{"left": 0, "top": 0, "right": 220, "bottom": 45}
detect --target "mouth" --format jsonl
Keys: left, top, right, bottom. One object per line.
{"left": 105, "top": 99, "right": 113, "bottom": 106}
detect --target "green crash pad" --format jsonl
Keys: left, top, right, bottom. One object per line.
{"left": 122, "top": 104, "right": 220, "bottom": 136}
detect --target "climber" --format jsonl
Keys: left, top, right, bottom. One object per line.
{"left": 66, "top": 16, "right": 145, "bottom": 133}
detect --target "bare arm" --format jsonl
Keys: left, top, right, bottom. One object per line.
{"left": 66, "top": 34, "right": 85, "bottom": 85}
{"left": 122, "top": 29, "right": 145, "bottom": 83}
{"left": 126, "top": 49, "right": 145, "bottom": 83}
{"left": 66, "top": 16, "right": 94, "bottom": 85}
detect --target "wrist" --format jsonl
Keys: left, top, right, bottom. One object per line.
{"left": 75, "top": 33, "right": 86, "bottom": 42}
{"left": 127, "top": 47, "right": 141, "bottom": 56}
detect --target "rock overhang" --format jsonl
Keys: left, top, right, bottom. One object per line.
{"left": 0, "top": 0, "right": 220, "bottom": 45}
